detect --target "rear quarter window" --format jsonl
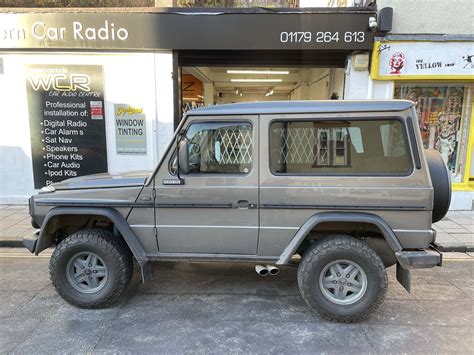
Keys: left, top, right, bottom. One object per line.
{"left": 270, "top": 119, "right": 412, "bottom": 175}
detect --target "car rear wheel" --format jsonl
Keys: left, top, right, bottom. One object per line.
{"left": 50, "top": 229, "right": 133, "bottom": 308}
{"left": 297, "top": 235, "right": 388, "bottom": 322}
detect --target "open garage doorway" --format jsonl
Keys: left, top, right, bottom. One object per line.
{"left": 180, "top": 66, "right": 346, "bottom": 114}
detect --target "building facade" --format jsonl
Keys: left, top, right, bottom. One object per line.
{"left": 368, "top": 0, "right": 474, "bottom": 209}
{"left": 0, "top": 7, "right": 375, "bottom": 203}
{"left": 0, "top": 2, "right": 472, "bottom": 209}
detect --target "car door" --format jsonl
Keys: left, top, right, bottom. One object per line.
{"left": 153, "top": 115, "right": 259, "bottom": 254}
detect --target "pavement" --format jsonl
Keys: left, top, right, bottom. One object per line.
{"left": 0, "top": 205, "right": 32, "bottom": 247}
{"left": 432, "top": 210, "right": 474, "bottom": 252}
{"left": 0, "top": 248, "right": 473, "bottom": 354}
{"left": 0, "top": 204, "right": 472, "bottom": 251}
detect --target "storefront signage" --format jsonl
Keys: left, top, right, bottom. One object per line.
{"left": 372, "top": 41, "right": 474, "bottom": 80}
{"left": 26, "top": 64, "right": 107, "bottom": 188}
{"left": 182, "top": 74, "right": 203, "bottom": 100}
{"left": 0, "top": 11, "right": 374, "bottom": 50}
{"left": 114, "top": 104, "right": 147, "bottom": 155}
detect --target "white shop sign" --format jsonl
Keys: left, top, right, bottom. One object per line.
{"left": 372, "top": 41, "right": 474, "bottom": 80}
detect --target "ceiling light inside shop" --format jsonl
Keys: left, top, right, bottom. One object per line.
{"left": 231, "top": 79, "right": 283, "bottom": 83}
{"left": 227, "top": 70, "right": 289, "bottom": 75}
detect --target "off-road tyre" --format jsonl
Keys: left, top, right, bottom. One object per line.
{"left": 50, "top": 229, "right": 133, "bottom": 308}
{"left": 298, "top": 235, "right": 388, "bottom": 323}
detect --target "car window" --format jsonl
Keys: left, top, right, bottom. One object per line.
{"left": 171, "top": 121, "right": 253, "bottom": 175}
{"left": 270, "top": 119, "right": 412, "bottom": 175}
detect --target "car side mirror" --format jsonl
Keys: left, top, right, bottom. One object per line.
{"left": 178, "top": 138, "right": 189, "bottom": 175}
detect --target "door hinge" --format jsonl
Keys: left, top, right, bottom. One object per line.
{"left": 153, "top": 227, "right": 158, "bottom": 238}
{"left": 152, "top": 189, "right": 156, "bottom": 199}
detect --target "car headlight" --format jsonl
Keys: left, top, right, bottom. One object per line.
{"left": 39, "top": 185, "right": 56, "bottom": 194}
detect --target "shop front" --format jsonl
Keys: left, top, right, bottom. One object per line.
{"left": 370, "top": 40, "right": 474, "bottom": 209}
{"left": 0, "top": 8, "right": 376, "bottom": 203}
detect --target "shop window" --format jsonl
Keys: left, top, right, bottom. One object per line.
{"left": 270, "top": 120, "right": 411, "bottom": 175}
{"left": 394, "top": 83, "right": 472, "bottom": 182}
{"left": 316, "top": 129, "right": 330, "bottom": 166}
{"left": 171, "top": 121, "right": 253, "bottom": 174}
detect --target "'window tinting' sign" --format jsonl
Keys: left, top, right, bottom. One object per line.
{"left": 114, "top": 104, "right": 147, "bottom": 155}
{"left": 25, "top": 64, "right": 108, "bottom": 188}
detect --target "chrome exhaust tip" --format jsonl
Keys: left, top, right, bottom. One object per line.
{"left": 266, "top": 265, "right": 280, "bottom": 276}
{"left": 255, "top": 265, "right": 269, "bottom": 276}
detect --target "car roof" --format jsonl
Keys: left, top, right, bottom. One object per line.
{"left": 186, "top": 100, "right": 414, "bottom": 116}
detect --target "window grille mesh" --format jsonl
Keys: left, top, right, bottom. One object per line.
{"left": 272, "top": 127, "right": 317, "bottom": 164}
{"left": 272, "top": 126, "right": 349, "bottom": 166}
{"left": 190, "top": 126, "right": 252, "bottom": 165}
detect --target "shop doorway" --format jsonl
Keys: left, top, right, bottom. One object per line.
{"left": 175, "top": 50, "right": 351, "bottom": 124}
{"left": 180, "top": 66, "right": 346, "bottom": 114}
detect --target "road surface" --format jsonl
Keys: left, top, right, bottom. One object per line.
{"left": 0, "top": 248, "right": 472, "bottom": 354}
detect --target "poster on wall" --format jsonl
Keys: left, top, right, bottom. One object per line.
{"left": 114, "top": 104, "right": 147, "bottom": 154}
{"left": 374, "top": 41, "right": 474, "bottom": 79}
{"left": 25, "top": 64, "right": 107, "bottom": 189}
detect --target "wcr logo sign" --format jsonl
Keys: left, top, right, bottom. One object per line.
{"left": 28, "top": 73, "right": 91, "bottom": 92}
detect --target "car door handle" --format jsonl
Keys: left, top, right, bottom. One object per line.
{"left": 235, "top": 200, "right": 256, "bottom": 209}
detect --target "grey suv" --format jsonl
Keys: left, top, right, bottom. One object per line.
{"left": 23, "top": 100, "right": 450, "bottom": 322}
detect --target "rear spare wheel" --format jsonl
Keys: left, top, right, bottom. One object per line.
{"left": 425, "top": 149, "right": 452, "bottom": 223}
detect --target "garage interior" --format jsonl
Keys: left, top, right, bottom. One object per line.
{"left": 181, "top": 66, "right": 346, "bottom": 112}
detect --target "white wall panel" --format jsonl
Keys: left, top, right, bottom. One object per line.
{"left": 0, "top": 51, "right": 173, "bottom": 203}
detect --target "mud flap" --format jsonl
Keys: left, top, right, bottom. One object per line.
{"left": 396, "top": 262, "right": 411, "bottom": 293}
{"left": 140, "top": 261, "right": 154, "bottom": 283}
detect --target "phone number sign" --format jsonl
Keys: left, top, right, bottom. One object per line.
{"left": 280, "top": 31, "right": 366, "bottom": 44}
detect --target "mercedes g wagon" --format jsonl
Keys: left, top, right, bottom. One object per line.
{"left": 23, "top": 100, "right": 450, "bottom": 322}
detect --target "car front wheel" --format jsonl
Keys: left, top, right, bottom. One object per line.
{"left": 50, "top": 229, "right": 133, "bottom": 308}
